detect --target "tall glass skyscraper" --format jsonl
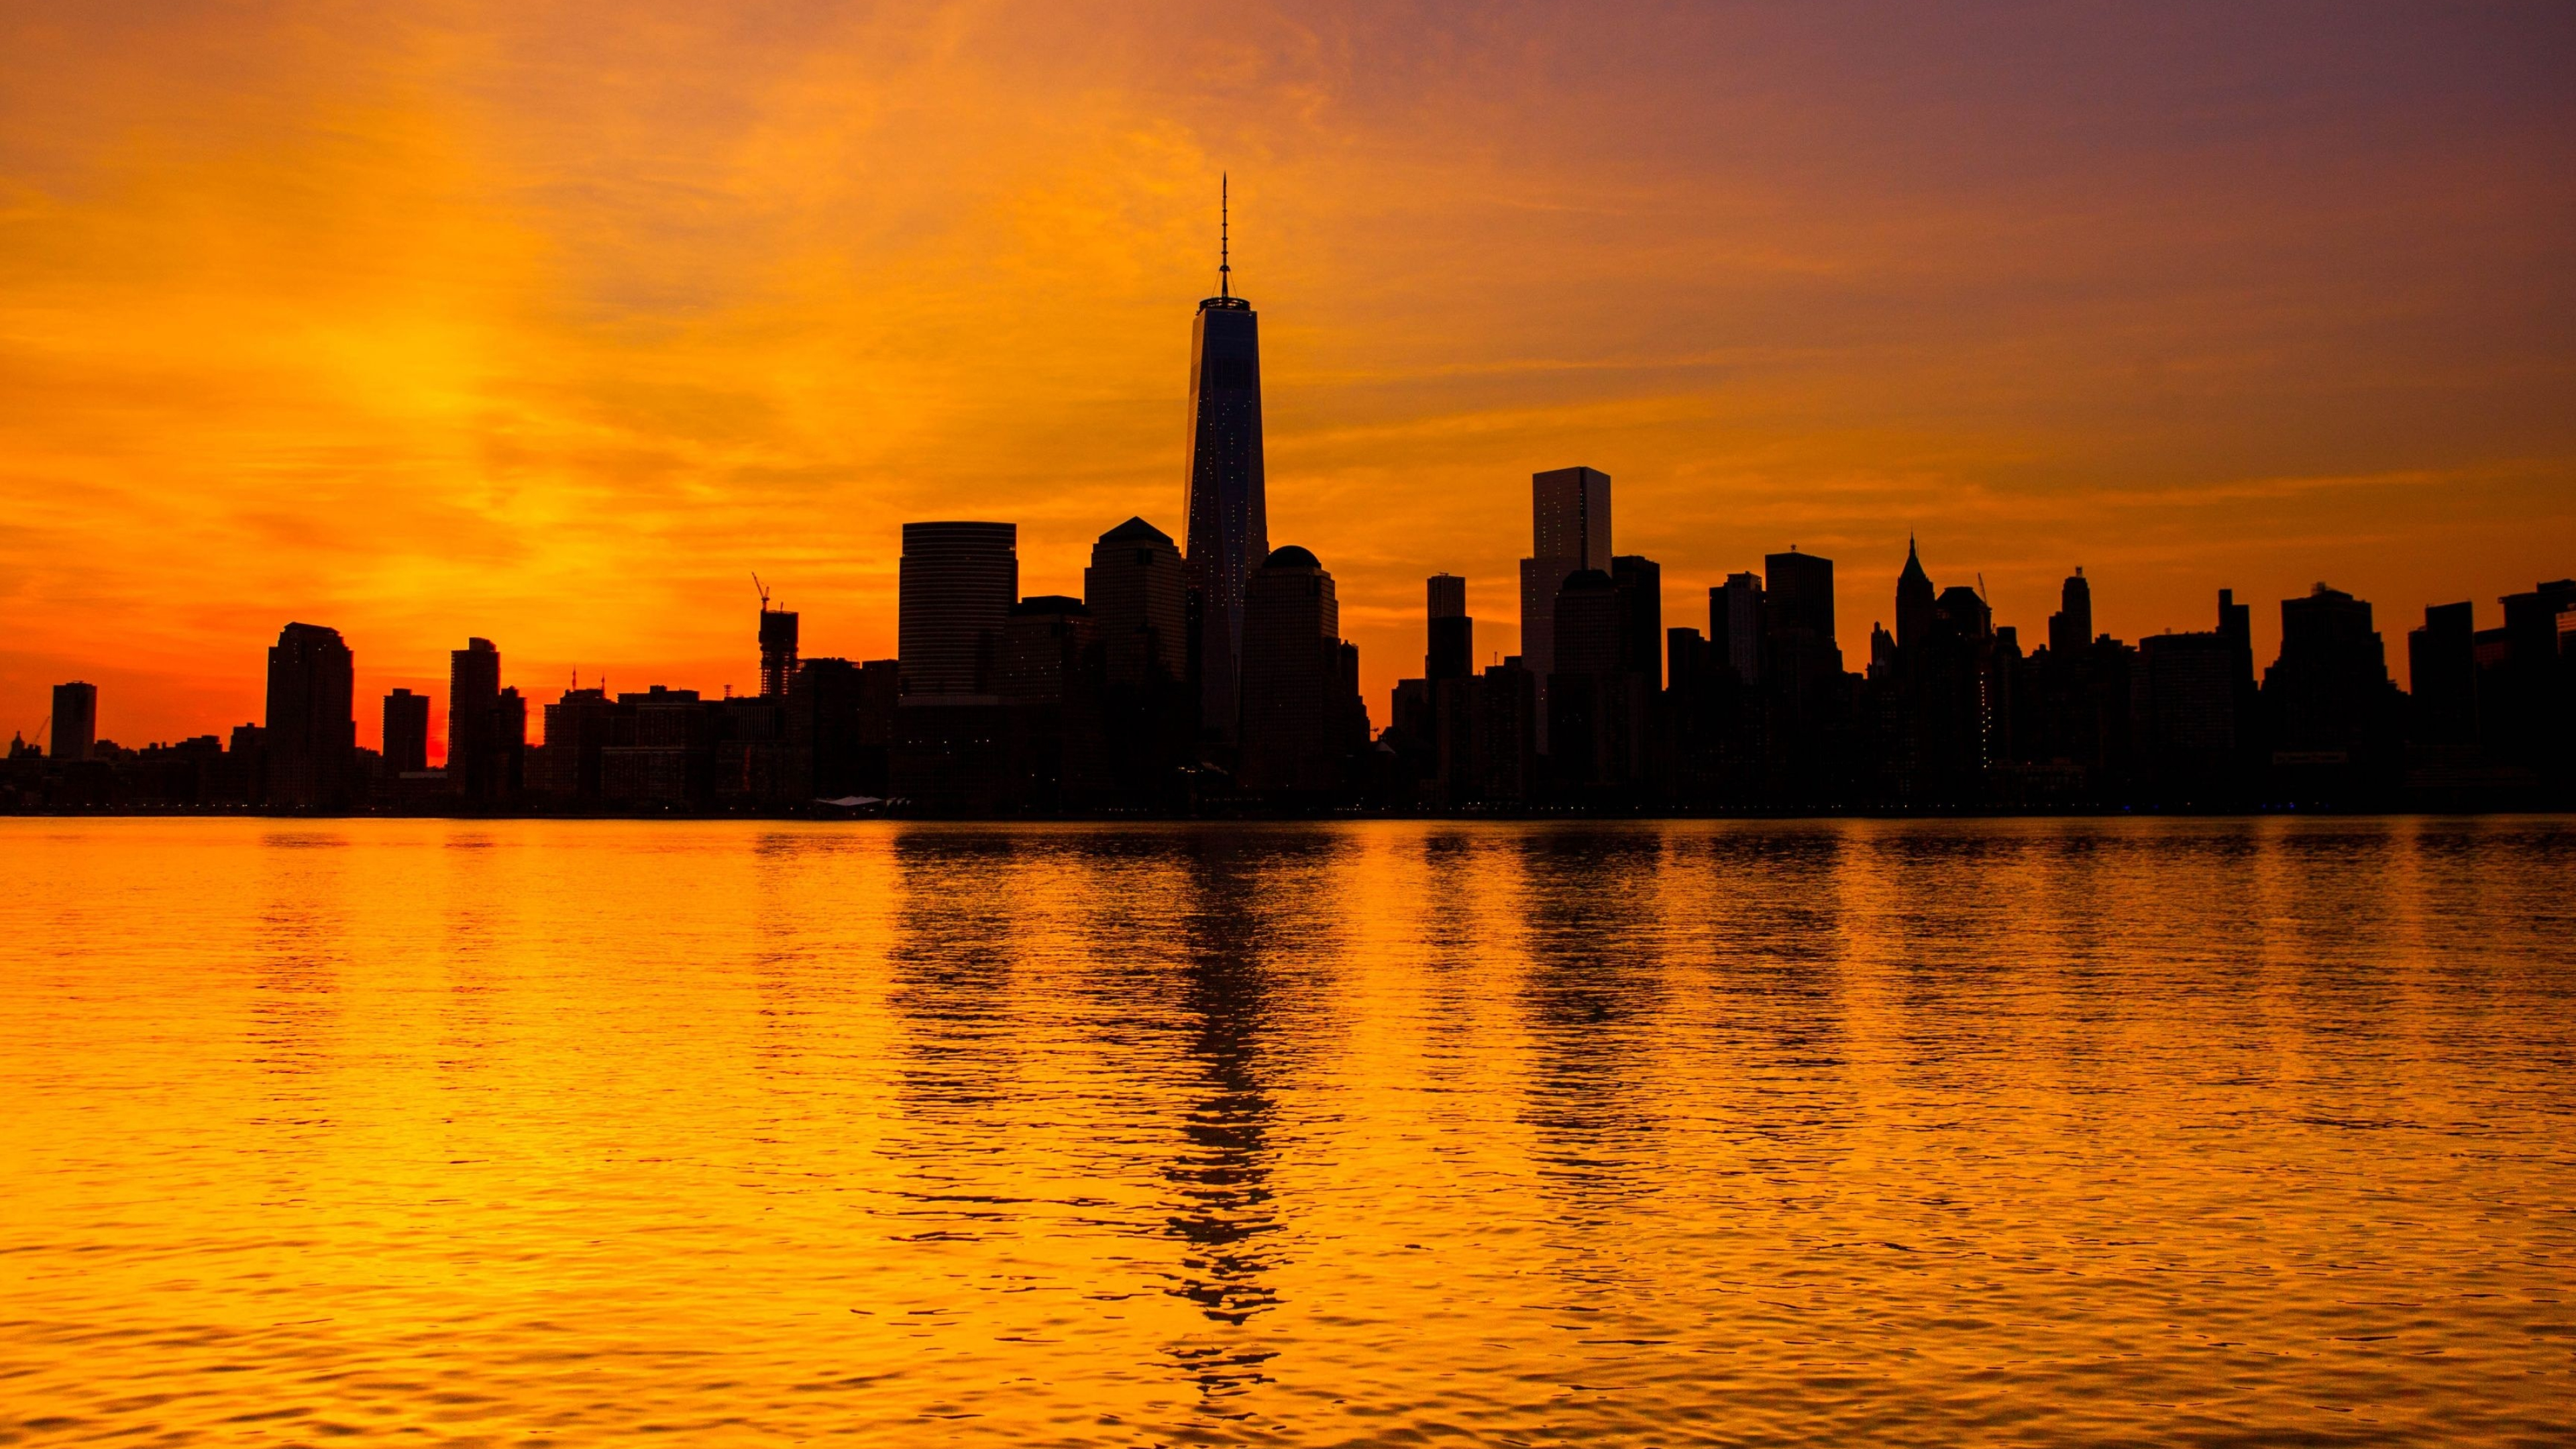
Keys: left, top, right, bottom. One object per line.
{"left": 1183, "top": 180, "right": 1268, "bottom": 739}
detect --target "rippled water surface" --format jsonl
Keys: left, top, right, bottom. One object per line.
{"left": 3, "top": 816, "right": 2573, "bottom": 1445}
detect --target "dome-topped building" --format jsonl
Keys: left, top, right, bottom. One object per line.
{"left": 1239, "top": 543, "right": 1361, "bottom": 796}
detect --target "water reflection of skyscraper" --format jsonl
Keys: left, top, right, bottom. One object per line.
{"left": 887, "top": 829, "right": 1024, "bottom": 1120}
{"left": 1150, "top": 832, "right": 1316, "bottom": 1411}
{"left": 1166, "top": 848, "right": 1280, "bottom": 1326}
{"left": 1513, "top": 827, "right": 1673, "bottom": 1210}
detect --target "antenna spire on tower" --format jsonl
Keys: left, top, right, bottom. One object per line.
{"left": 1220, "top": 173, "right": 1230, "bottom": 299}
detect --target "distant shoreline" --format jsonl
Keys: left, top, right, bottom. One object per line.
{"left": 9, "top": 803, "right": 2569, "bottom": 822}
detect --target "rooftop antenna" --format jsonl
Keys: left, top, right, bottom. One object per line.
{"left": 1220, "top": 173, "right": 1230, "bottom": 299}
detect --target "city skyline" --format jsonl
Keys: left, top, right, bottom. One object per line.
{"left": 0, "top": 166, "right": 2561, "bottom": 805}
{"left": 4, "top": 5, "right": 2570, "bottom": 753}
{"left": 11, "top": 13, "right": 2576, "bottom": 1446}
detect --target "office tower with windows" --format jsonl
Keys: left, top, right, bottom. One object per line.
{"left": 899, "top": 521, "right": 1019, "bottom": 696}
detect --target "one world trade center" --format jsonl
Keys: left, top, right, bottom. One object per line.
{"left": 1182, "top": 177, "right": 1268, "bottom": 742}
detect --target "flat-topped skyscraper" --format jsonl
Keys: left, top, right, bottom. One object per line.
{"left": 1532, "top": 466, "right": 1612, "bottom": 571}
{"left": 50, "top": 682, "right": 96, "bottom": 762}
{"left": 449, "top": 637, "right": 501, "bottom": 799}
{"left": 382, "top": 688, "right": 429, "bottom": 774}
{"left": 1183, "top": 178, "right": 1269, "bottom": 739}
{"left": 1519, "top": 465, "right": 1612, "bottom": 750}
{"left": 1427, "top": 574, "right": 1472, "bottom": 682}
{"left": 900, "top": 521, "right": 1018, "bottom": 696}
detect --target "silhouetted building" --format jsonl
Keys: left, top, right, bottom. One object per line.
{"left": 1870, "top": 539, "right": 2012, "bottom": 803}
{"left": 448, "top": 637, "right": 502, "bottom": 802}
{"left": 783, "top": 657, "right": 888, "bottom": 802}
{"left": 264, "top": 622, "right": 355, "bottom": 809}
{"left": 1378, "top": 574, "right": 1477, "bottom": 805}
{"left": 996, "top": 596, "right": 1093, "bottom": 702}
{"left": 998, "top": 595, "right": 1103, "bottom": 810}
{"left": 1431, "top": 655, "right": 1533, "bottom": 805}
{"left": 2049, "top": 569, "right": 2094, "bottom": 657}
{"left": 203, "top": 722, "right": 266, "bottom": 805}
{"left": 50, "top": 682, "right": 95, "bottom": 763}
{"left": 889, "top": 521, "right": 1026, "bottom": 814}
{"left": 2134, "top": 600, "right": 2249, "bottom": 804}
{"left": 1552, "top": 570, "right": 1619, "bottom": 678}
{"left": 1767, "top": 549, "right": 1834, "bottom": 643}
{"left": 602, "top": 686, "right": 708, "bottom": 807}
{"left": 2008, "top": 568, "right": 2144, "bottom": 800}
{"left": 1427, "top": 574, "right": 1472, "bottom": 682}
{"left": 759, "top": 598, "right": 799, "bottom": 698}
{"left": 1612, "top": 555, "right": 1662, "bottom": 686}
{"left": 892, "top": 523, "right": 1018, "bottom": 811}
{"left": 1532, "top": 466, "right": 1613, "bottom": 567}
{"left": 1547, "top": 568, "right": 1648, "bottom": 797}
{"left": 2409, "top": 601, "right": 2478, "bottom": 751}
{"left": 536, "top": 687, "right": 625, "bottom": 803}
{"left": 1239, "top": 545, "right": 1358, "bottom": 796}
{"left": 1762, "top": 549, "right": 1847, "bottom": 801}
{"left": 900, "top": 521, "right": 1018, "bottom": 696}
{"left": 712, "top": 692, "right": 790, "bottom": 806}
{"left": 891, "top": 696, "right": 1018, "bottom": 815}
{"left": 2263, "top": 582, "right": 2404, "bottom": 799}
{"left": 1668, "top": 627, "right": 1709, "bottom": 700}
{"left": 2482, "top": 580, "right": 2575, "bottom": 777}
{"left": 1662, "top": 621, "right": 1756, "bottom": 806}
{"left": 494, "top": 687, "right": 527, "bottom": 800}
{"left": 1519, "top": 465, "right": 1611, "bottom": 750}
{"left": 1085, "top": 518, "right": 1193, "bottom": 809}
{"left": 1086, "top": 517, "right": 1188, "bottom": 688}
{"left": 1711, "top": 572, "right": 1763, "bottom": 684}
{"left": 382, "top": 688, "right": 430, "bottom": 774}
{"left": 1896, "top": 539, "right": 1936, "bottom": 651}
{"left": 1183, "top": 185, "right": 1269, "bottom": 741}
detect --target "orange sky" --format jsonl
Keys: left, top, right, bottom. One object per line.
{"left": 4, "top": 1, "right": 2571, "bottom": 754}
